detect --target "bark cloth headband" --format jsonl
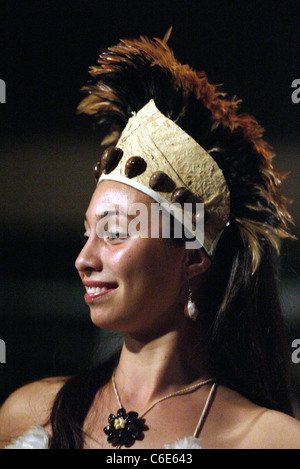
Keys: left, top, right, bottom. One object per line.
{"left": 97, "top": 99, "right": 230, "bottom": 256}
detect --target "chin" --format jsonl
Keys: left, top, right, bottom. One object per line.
{"left": 89, "top": 306, "right": 131, "bottom": 332}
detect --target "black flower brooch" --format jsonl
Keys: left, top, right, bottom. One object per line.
{"left": 103, "top": 408, "right": 144, "bottom": 447}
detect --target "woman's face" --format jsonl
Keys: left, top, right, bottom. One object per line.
{"left": 75, "top": 180, "right": 190, "bottom": 337}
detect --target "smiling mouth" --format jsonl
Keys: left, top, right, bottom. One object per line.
{"left": 83, "top": 283, "right": 118, "bottom": 303}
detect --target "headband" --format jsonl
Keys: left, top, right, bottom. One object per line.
{"left": 97, "top": 99, "right": 230, "bottom": 255}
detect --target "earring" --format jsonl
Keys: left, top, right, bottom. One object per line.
{"left": 184, "top": 282, "right": 199, "bottom": 321}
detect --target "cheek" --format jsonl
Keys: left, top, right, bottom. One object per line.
{"left": 113, "top": 241, "right": 184, "bottom": 307}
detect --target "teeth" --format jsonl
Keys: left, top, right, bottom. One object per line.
{"left": 86, "top": 286, "right": 109, "bottom": 293}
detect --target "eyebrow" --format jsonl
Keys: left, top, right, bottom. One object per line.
{"left": 84, "top": 209, "right": 135, "bottom": 224}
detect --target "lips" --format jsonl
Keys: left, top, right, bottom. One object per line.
{"left": 83, "top": 281, "right": 118, "bottom": 303}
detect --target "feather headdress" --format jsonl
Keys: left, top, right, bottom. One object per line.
{"left": 77, "top": 30, "right": 294, "bottom": 273}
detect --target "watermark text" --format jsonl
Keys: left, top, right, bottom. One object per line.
{"left": 0, "top": 79, "right": 6, "bottom": 103}
{"left": 291, "top": 79, "right": 300, "bottom": 104}
{"left": 0, "top": 339, "right": 6, "bottom": 363}
{"left": 95, "top": 199, "right": 205, "bottom": 249}
{"left": 291, "top": 339, "right": 300, "bottom": 364}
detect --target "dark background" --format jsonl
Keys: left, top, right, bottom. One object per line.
{"left": 0, "top": 0, "right": 299, "bottom": 413}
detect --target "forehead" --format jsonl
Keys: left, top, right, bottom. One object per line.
{"left": 86, "top": 180, "right": 153, "bottom": 219}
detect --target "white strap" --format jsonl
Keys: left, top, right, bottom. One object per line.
{"left": 193, "top": 382, "right": 217, "bottom": 438}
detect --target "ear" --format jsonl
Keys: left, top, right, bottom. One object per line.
{"left": 183, "top": 248, "right": 211, "bottom": 280}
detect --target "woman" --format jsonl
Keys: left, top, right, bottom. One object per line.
{"left": 1, "top": 31, "right": 300, "bottom": 449}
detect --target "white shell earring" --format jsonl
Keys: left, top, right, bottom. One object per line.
{"left": 184, "top": 283, "right": 199, "bottom": 321}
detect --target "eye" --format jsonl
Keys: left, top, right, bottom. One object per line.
{"left": 105, "top": 231, "right": 122, "bottom": 239}
{"left": 97, "top": 216, "right": 129, "bottom": 244}
{"left": 104, "top": 230, "right": 128, "bottom": 244}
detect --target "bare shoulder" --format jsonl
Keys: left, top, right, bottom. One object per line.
{"left": 204, "top": 385, "right": 300, "bottom": 449}
{"left": 250, "top": 407, "right": 300, "bottom": 449}
{"left": 0, "top": 377, "right": 67, "bottom": 448}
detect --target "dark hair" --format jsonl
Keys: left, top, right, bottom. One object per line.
{"left": 204, "top": 221, "right": 293, "bottom": 415}
{"left": 49, "top": 351, "right": 121, "bottom": 448}
{"left": 47, "top": 34, "right": 294, "bottom": 448}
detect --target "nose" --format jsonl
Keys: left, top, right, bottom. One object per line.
{"left": 75, "top": 235, "right": 103, "bottom": 275}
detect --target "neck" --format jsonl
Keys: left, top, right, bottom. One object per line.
{"left": 113, "top": 320, "right": 210, "bottom": 409}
